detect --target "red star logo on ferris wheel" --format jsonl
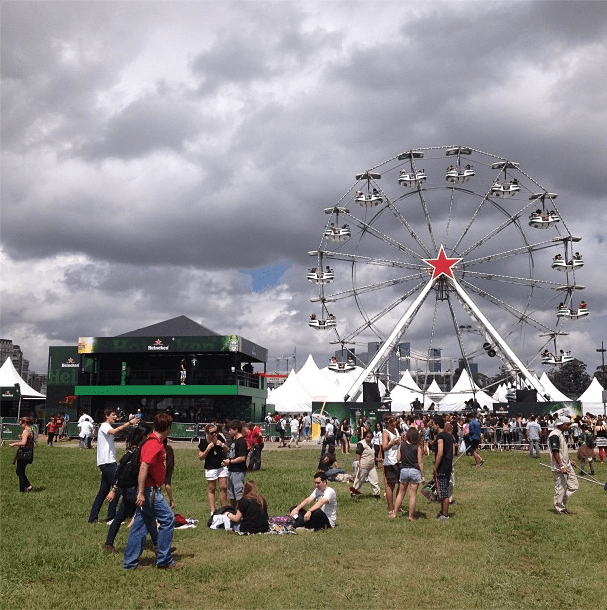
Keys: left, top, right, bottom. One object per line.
{"left": 424, "top": 246, "right": 462, "bottom": 280}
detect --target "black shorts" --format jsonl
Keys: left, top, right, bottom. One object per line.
{"left": 469, "top": 439, "right": 480, "bottom": 451}
{"left": 383, "top": 464, "right": 399, "bottom": 485}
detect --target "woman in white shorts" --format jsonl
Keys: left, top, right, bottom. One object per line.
{"left": 198, "top": 424, "right": 228, "bottom": 513}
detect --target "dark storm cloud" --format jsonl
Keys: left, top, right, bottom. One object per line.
{"left": 1, "top": 1, "right": 606, "bottom": 374}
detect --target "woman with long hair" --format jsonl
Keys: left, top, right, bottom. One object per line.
{"left": 228, "top": 480, "right": 269, "bottom": 534}
{"left": 340, "top": 418, "right": 351, "bottom": 454}
{"left": 391, "top": 427, "right": 425, "bottom": 520}
{"left": 10, "top": 416, "right": 35, "bottom": 492}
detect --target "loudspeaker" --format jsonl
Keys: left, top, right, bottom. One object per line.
{"left": 363, "top": 382, "right": 381, "bottom": 402}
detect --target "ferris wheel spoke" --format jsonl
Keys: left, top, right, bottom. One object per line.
{"left": 462, "top": 270, "right": 563, "bottom": 289}
{"left": 343, "top": 212, "right": 426, "bottom": 260}
{"left": 340, "top": 280, "right": 427, "bottom": 343}
{"left": 318, "top": 249, "right": 424, "bottom": 271}
{"left": 317, "top": 273, "right": 426, "bottom": 302}
{"left": 458, "top": 277, "right": 557, "bottom": 335}
{"left": 462, "top": 240, "right": 559, "bottom": 266}
{"left": 383, "top": 198, "right": 433, "bottom": 258}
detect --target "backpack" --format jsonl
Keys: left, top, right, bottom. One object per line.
{"left": 115, "top": 441, "right": 148, "bottom": 489}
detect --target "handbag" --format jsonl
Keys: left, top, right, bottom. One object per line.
{"left": 14, "top": 445, "right": 34, "bottom": 464}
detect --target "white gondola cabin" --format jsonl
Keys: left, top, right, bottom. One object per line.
{"left": 355, "top": 190, "right": 383, "bottom": 207}
{"left": 308, "top": 316, "right": 336, "bottom": 330}
{"left": 541, "top": 351, "right": 574, "bottom": 365}
{"left": 556, "top": 303, "right": 589, "bottom": 320}
{"left": 445, "top": 165, "right": 475, "bottom": 184}
{"left": 490, "top": 180, "right": 520, "bottom": 198}
{"left": 307, "top": 268, "right": 334, "bottom": 284}
{"left": 398, "top": 170, "right": 427, "bottom": 188}
{"left": 551, "top": 255, "right": 584, "bottom": 272}
{"left": 529, "top": 210, "right": 560, "bottom": 229}
{"left": 324, "top": 224, "right": 351, "bottom": 242}
{"left": 328, "top": 358, "right": 356, "bottom": 373}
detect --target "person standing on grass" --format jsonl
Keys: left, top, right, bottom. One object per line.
{"left": 199, "top": 423, "right": 229, "bottom": 513}
{"left": 46, "top": 416, "right": 57, "bottom": 446}
{"left": 548, "top": 415, "right": 578, "bottom": 515}
{"left": 382, "top": 416, "right": 400, "bottom": 515}
{"left": 391, "top": 427, "right": 425, "bottom": 520}
{"left": 222, "top": 420, "right": 248, "bottom": 508}
{"left": 246, "top": 421, "right": 264, "bottom": 471}
{"left": 290, "top": 472, "right": 337, "bottom": 530}
{"left": 432, "top": 415, "right": 454, "bottom": 521}
{"left": 468, "top": 412, "right": 484, "bottom": 467}
{"left": 10, "top": 416, "right": 35, "bottom": 492}
{"left": 78, "top": 417, "right": 93, "bottom": 450}
{"left": 89, "top": 408, "right": 133, "bottom": 524}
{"left": 123, "top": 411, "right": 180, "bottom": 570}
{"left": 526, "top": 415, "right": 541, "bottom": 459}
{"left": 349, "top": 429, "right": 380, "bottom": 499}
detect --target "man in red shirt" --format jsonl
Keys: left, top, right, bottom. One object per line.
{"left": 123, "top": 412, "right": 181, "bottom": 570}
{"left": 246, "top": 421, "right": 264, "bottom": 471}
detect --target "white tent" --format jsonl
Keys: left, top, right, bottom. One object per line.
{"left": 322, "top": 366, "right": 385, "bottom": 403}
{"left": 438, "top": 369, "right": 494, "bottom": 411}
{"left": 538, "top": 372, "right": 571, "bottom": 402}
{"left": 297, "top": 355, "right": 338, "bottom": 401}
{"left": 577, "top": 377, "right": 605, "bottom": 416}
{"left": 266, "top": 369, "right": 312, "bottom": 413}
{"left": 391, "top": 370, "right": 428, "bottom": 411}
{"left": 0, "top": 357, "right": 46, "bottom": 399}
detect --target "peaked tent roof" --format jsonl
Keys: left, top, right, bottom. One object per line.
{"left": 578, "top": 376, "right": 604, "bottom": 402}
{"left": 297, "top": 355, "right": 337, "bottom": 400}
{"left": 438, "top": 369, "right": 494, "bottom": 411}
{"left": 538, "top": 372, "right": 570, "bottom": 402}
{"left": 0, "top": 357, "right": 46, "bottom": 399}
{"left": 267, "top": 369, "right": 312, "bottom": 413}
{"left": 117, "top": 315, "right": 220, "bottom": 337}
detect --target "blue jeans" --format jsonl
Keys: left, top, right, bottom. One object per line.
{"left": 89, "top": 462, "right": 120, "bottom": 523}
{"left": 123, "top": 488, "right": 174, "bottom": 569}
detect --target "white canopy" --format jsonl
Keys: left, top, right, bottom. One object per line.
{"left": 577, "top": 377, "right": 605, "bottom": 416}
{"left": 538, "top": 372, "right": 571, "bottom": 402}
{"left": 297, "top": 355, "right": 337, "bottom": 400}
{"left": 0, "top": 357, "right": 46, "bottom": 399}
{"left": 438, "top": 369, "right": 495, "bottom": 411}
{"left": 391, "top": 370, "right": 430, "bottom": 411}
{"left": 266, "top": 369, "right": 312, "bottom": 413}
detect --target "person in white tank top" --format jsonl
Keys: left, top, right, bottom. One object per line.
{"left": 382, "top": 417, "right": 400, "bottom": 515}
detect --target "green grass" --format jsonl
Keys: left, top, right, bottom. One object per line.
{"left": 1, "top": 441, "right": 606, "bottom": 610}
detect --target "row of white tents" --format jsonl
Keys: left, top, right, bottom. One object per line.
{"left": 267, "top": 355, "right": 606, "bottom": 415}
{"left": 0, "top": 357, "right": 46, "bottom": 399}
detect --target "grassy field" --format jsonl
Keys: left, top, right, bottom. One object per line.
{"left": 1, "top": 439, "right": 606, "bottom": 610}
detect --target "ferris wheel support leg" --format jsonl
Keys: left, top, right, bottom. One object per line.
{"left": 344, "top": 278, "right": 435, "bottom": 402}
{"left": 448, "top": 277, "right": 551, "bottom": 401}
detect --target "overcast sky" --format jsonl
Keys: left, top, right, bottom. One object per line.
{"left": 1, "top": 0, "right": 606, "bottom": 380}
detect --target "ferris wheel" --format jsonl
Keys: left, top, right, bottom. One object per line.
{"left": 307, "top": 145, "right": 588, "bottom": 401}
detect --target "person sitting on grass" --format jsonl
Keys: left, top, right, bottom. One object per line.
{"left": 317, "top": 448, "right": 345, "bottom": 480}
{"left": 227, "top": 480, "right": 269, "bottom": 534}
{"left": 290, "top": 472, "right": 337, "bottom": 530}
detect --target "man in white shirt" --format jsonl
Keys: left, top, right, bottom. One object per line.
{"left": 290, "top": 472, "right": 337, "bottom": 530}
{"left": 78, "top": 418, "right": 94, "bottom": 449}
{"left": 88, "top": 408, "right": 133, "bottom": 524}
{"left": 289, "top": 415, "right": 300, "bottom": 448}
{"left": 526, "top": 415, "right": 542, "bottom": 459}
{"left": 78, "top": 410, "right": 94, "bottom": 448}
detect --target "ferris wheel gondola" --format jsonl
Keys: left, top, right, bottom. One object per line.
{"left": 308, "top": 145, "right": 588, "bottom": 400}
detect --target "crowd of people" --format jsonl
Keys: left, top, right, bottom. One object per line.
{"left": 10, "top": 405, "right": 606, "bottom": 570}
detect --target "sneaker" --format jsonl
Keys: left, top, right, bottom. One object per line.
{"left": 103, "top": 544, "right": 117, "bottom": 553}
{"left": 478, "top": 459, "right": 485, "bottom": 467}
{"left": 349, "top": 486, "right": 362, "bottom": 495}
{"left": 157, "top": 562, "right": 183, "bottom": 570}
{"left": 106, "top": 519, "right": 114, "bottom": 526}
{"left": 437, "top": 513, "right": 449, "bottom": 521}
{"left": 25, "top": 486, "right": 33, "bottom": 492}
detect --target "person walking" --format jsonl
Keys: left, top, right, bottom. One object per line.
{"left": 526, "top": 415, "right": 541, "bottom": 459}
{"left": 468, "top": 412, "right": 484, "bottom": 466}
{"left": 10, "top": 416, "right": 35, "bottom": 492}
{"left": 349, "top": 429, "right": 380, "bottom": 499}
{"left": 548, "top": 415, "right": 579, "bottom": 515}
{"left": 382, "top": 416, "right": 400, "bottom": 516}
{"left": 123, "top": 412, "right": 180, "bottom": 570}
{"left": 88, "top": 408, "right": 133, "bottom": 524}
